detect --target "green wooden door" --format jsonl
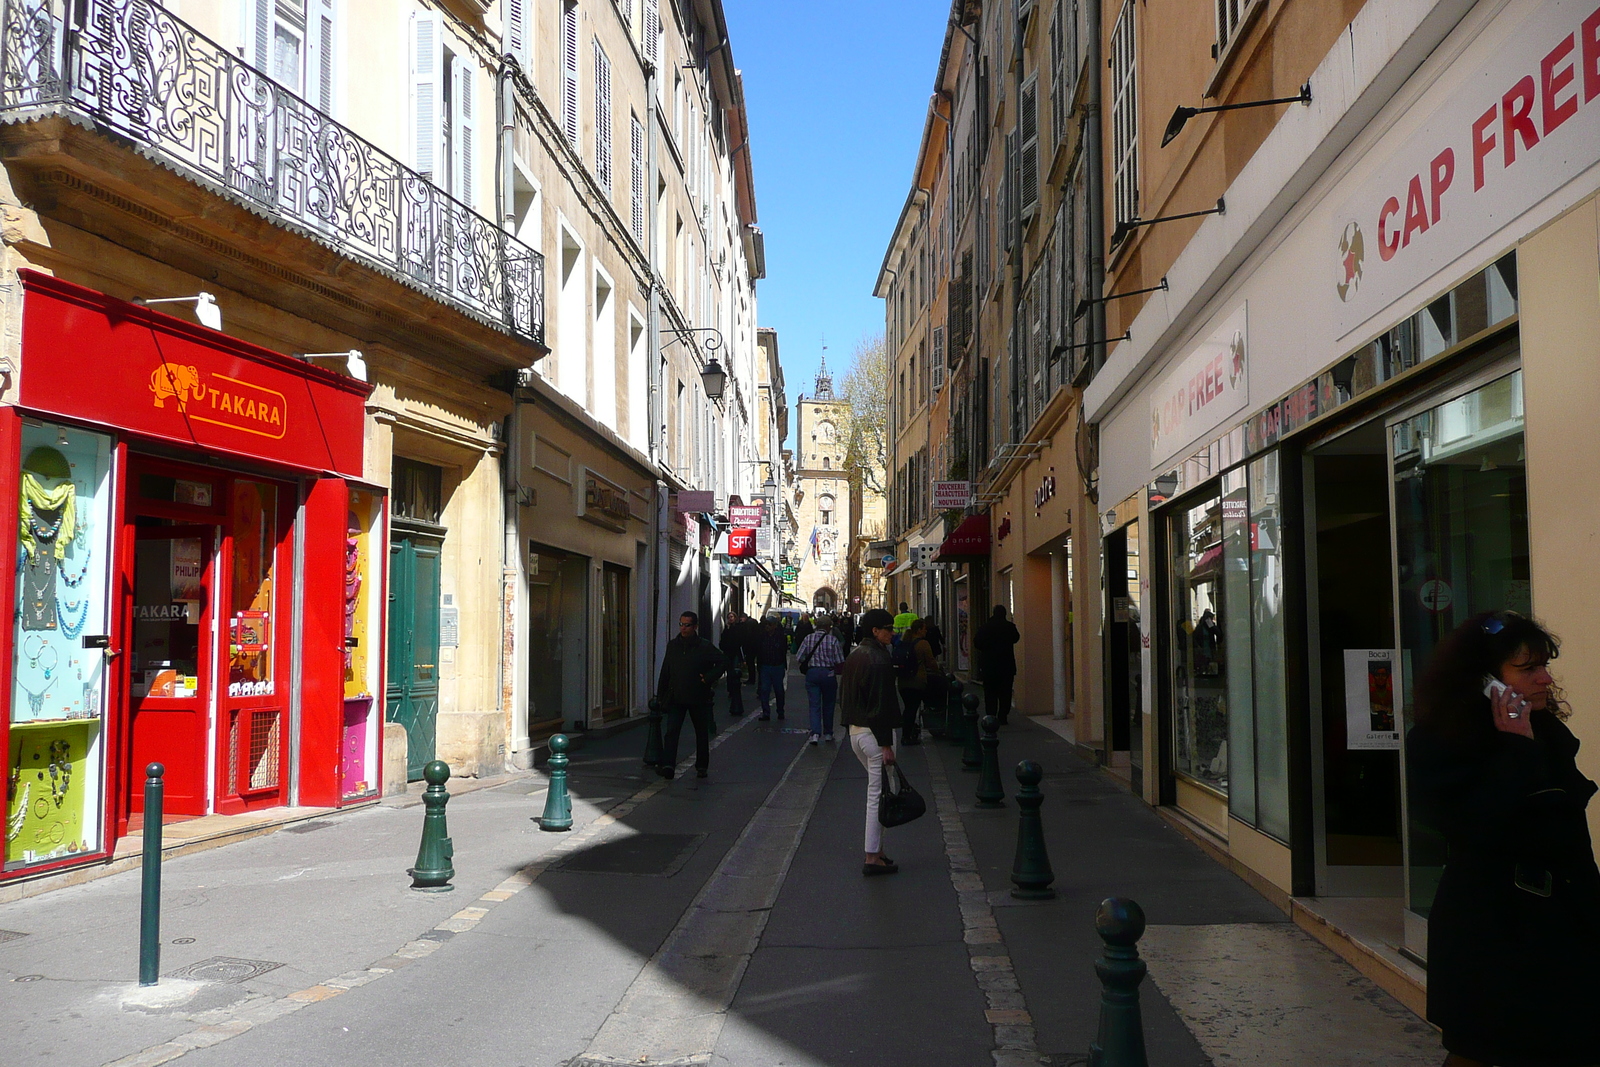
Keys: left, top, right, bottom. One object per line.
{"left": 386, "top": 535, "right": 441, "bottom": 780}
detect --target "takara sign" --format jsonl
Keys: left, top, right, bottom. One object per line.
{"left": 1150, "top": 305, "right": 1248, "bottom": 467}
{"left": 1333, "top": 1, "right": 1600, "bottom": 334}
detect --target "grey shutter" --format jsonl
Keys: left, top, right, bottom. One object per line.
{"left": 630, "top": 114, "right": 646, "bottom": 241}
{"left": 561, "top": 2, "right": 580, "bottom": 148}
{"left": 306, "top": 0, "right": 335, "bottom": 113}
{"left": 594, "top": 40, "right": 612, "bottom": 194}
{"left": 411, "top": 12, "right": 442, "bottom": 183}
{"left": 453, "top": 54, "right": 475, "bottom": 206}
{"left": 1019, "top": 76, "right": 1038, "bottom": 216}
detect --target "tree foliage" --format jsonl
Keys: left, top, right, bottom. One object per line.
{"left": 840, "top": 333, "right": 889, "bottom": 496}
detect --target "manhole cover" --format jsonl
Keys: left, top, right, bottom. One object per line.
{"left": 0, "top": 929, "right": 27, "bottom": 944}
{"left": 282, "top": 821, "right": 331, "bottom": 834}
{"left": 550, "top": 833, "right": 705, "bottom": 877}
{"left": 165, "top": 956, "right": 284, "bottom": 984}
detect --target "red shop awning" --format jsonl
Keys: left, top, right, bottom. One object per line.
{"left": 934, "top": 512, "right": 992, "bottom": 563}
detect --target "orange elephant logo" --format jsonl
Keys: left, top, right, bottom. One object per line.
{"left": 149, "top": 364, "right": 206, "bottom": 409}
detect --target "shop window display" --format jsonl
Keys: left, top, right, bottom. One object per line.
{"left": 228, "top": 481, "right": 277, "bottom": 698}
{"left": 1170, "top": 493, "right": 1229, "bottom": 791}
{"left": 341, "top": 489, "right": 380, "bottom": 799}
{"left": 8, "top": 423, "right": 113, "bottom": 868}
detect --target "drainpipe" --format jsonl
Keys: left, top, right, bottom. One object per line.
{"left": 1086, "top": 0, "right": 1107, "bottom": 379}
{"left": 497, "top": 59, "right": 523, "bottom": 766}
{"left": 648, "top": 59, "right": 669, "bottom": 714}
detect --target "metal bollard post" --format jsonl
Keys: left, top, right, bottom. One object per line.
{"left": 975, "top": 715, "right": 1006, "bottom": 807}
{"left": 408, "top": 760, "right": 455, "bottom": 891}
{"left": 1087, "top": 898, "right": 1149, "bottom": 1067}
{"left": 643, "top": 696, "right": 664, "bottom": 769}
{"left": 1010, "top": 760, "right": 1056, "bottom": 899}
{"left": 961, "top": 691, "right": 982, "bottom": 770}
{"left": 538, "top": 733, "right": 573, "bottom": 831}
{"left": 139, "top": 763, "right": 164, "bottom": 986}
{"left": 934, "top": 679, "right": 962, "bottom": 740}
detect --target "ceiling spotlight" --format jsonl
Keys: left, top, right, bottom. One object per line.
{"left": 297, "top": 350, "right": 369, "bottom": 382}
{"left": 135, "top": 292, "right": 222, "bottom": 331}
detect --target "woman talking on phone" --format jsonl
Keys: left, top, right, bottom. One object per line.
{"left": 1409, "top": 611, "right": 1600, "bottom": 1067}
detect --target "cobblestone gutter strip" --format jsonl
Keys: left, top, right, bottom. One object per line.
{"left": 923, "top": 749, "right": 1046, "bottom": 1067}
{"left": 100, "top": 715, "right": 761, "bottom": 1067}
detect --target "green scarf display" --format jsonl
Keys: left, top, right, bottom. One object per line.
{"left": 19, "top": 472, "right": 76, "bottom": 562}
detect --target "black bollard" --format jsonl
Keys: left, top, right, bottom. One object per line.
{"left": 408, "top": 760, "right": 455, "bottom": 891}
{"left": 643, "top": 696, "right": 664, "bottom": 769}
{"left": 1087, "top": 898, "right": 1149, "bottom": 1067}
{"left": 961, "top": 691, "right": 982, "bottom": 770}
{"left": 975, "top": 715, "right": 1005, "bottom": 807}
{"left": 139, "top": 763, "right": 164, "bottom": 986}
{"left": 538, "top": 733, "right": 573, "bottom": 831}
{"left": 1010, "top": 760, "right": 1056, "bottom": 898}
{"left": 934, "top": 679, "right": 962, "bottom": 740}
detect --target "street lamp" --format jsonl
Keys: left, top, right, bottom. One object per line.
{"left": 700, "top": 358, "right": 727, "bottom": 400}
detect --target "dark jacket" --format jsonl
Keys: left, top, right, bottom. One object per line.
{"left": 839, "top": 639, "right": 902, "bottom": 746}
{"left": 718, "top": 621, "right": 745, "bottom": 660}
{"left": 1409, "top": 710, "right": 1600, "bottom": 1066}
{"left": 756, "top": 625, "right": 789, "bottom": 666}
{"left": 656, "top": 635, "right": 726, "bottom": 706}
{"left": 974, "top": 616, "right": 1020, "bottom": 678}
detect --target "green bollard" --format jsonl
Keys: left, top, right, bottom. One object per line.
{"left": 643, "top": 696, "right": 664, "bottom": 769}
{"left": 975, "top": 715, "right": 1006, "bottom": 807}
{"left": 538, "top": 733, "right": 573, "bottom": 832}
{"left": 961, "top": 691, "right": 982, "bottom": 770}
{"left": 1087, "top": 898, "right": 1149, "bottom": 1067}
{"left": 139, "top": 763, "right": 164, "bottom": 986}
{"left": 408, "top": 760, "right": 455, "bottom": 892}
{"left": 1010, "top": 760, "right": 1056, "bottom": 899}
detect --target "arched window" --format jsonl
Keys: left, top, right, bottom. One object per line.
{"left": 822, "top": 456, "right": 830, "bottom": 470}
{"left": 819, "top": 494, "right": 834, "bottom": 526}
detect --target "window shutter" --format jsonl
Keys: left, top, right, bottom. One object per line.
{"left": 1110, "top": 1, "right": 1139, "bottom": 228}
{"left": 249, "top": 0, "right": 271, "bottom": 70}
{"left": 508, "top": 0, "right": 530, "bottom": 71}
{"left": 630, "top": 114, "right": 646, "bottom": 242}
{"left": 594, "top": 40, "right": 613, "bottom": 195}
{"left": 644, "top": 0, "right": 660, "bottom": 66}
{"left": 1002, "top": 128, "right": 1017, "bottom": 251}
{"left": 301, "top": 0, "right": 335, "bottom": 113}
{"left": 1019, "top": 76, "right": 1038, "bottom": 217}
{"left": 561, "top": 2, "right": 580, "bottom": 149}
{"left": 453, "top": 55, "right": 475, "bottom": 206}
{"left": 410, "top": 12, "right": 442, "bottom": 184}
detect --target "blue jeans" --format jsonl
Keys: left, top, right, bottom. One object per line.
{"left": 805, "top": 668, "right": 837, "bottom": 736}
{"left": 758, "top": 663, "right": 787, "bottom": 717}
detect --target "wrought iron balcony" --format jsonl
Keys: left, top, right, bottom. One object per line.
{"left": 0, "top": 0, "right": 544, "bottom": 348}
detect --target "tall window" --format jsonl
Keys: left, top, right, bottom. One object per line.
{"left": 819, "top": 495, "right": 835, "bottom": 526}
{"left": 410, "top": 16, "right": 473, "bottom": 206}
{"left": 1217, "top": 0, "right": 1258, "bottom": 54}
{"left": 593, "top": 40, "right": 613, "bottom": 195}
{"left": 1110, "top": 0, "right": 1139, "bottom": 229}
{"left": 252, "top": 0, "right": 336, "bottom": 112}
{"left": 561, "top": 1, "right": 580, "bottom": 149}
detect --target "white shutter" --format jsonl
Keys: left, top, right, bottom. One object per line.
{"left": 453, "top": 55, "right": 475, "bottom": 206}
{"left": 593, "top": 40, "right": 612, "bottom": 195}
{"left": 561, "top": 2, "right": 580, "bottom": 148}
{"left": 305, "top": 0, "right": 335, "bottom": 113}
{"left": 630, "top": 114, "right": 645, "bottom": 241}
{"left": 644, "top": 0, "right": 660, "bottom": 66}
{"left": 410, "top": 12, "right": 442, "bottom": 184}
{"left": 1019, "top": 75, "right": 1039, "bottom": 217}
{"left": 508, "top": 0, "right": 531, "bottom": 71}
{"left": 249, "top": 0, "right": 271, "bottom": 70}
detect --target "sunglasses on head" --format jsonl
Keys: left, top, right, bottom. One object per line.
{"left": 1482, "top": 611, "right": 1522, "bottom": 635}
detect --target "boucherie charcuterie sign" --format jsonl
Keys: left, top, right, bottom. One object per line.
{"left": 1333, "top": 0, "right": 1600, "bottom": 335}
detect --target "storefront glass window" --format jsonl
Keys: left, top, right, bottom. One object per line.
{"left": 1396, "top": 370, "right": 1528, "bottom": 920}
{"left": 1170, "top": 493, "right": 1228, "bottom": 792}
{"left": 9, "top": 423, "right": 114, "bottom": 868}
{"left": 341, "top": 489, "right": 381, "bottom": 798}
{"left": 228, "top": 481, "right": 277, "bottom": 696}
{"left": 601, "top": 564, "right": 630, "bottom": 715}
{"left": 1221, "top": 469, "right": 1254, "bottom": 818}
{"left": 1250, "top": 451, "right": 1292, "bottom": 841}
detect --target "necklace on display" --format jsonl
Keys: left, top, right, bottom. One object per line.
{"left": 32, "top": 643, "right": 59, "bottom": 680}
{"left": 6, "top": 783, "right": 26, "bottom": 842}
{"left": 56, "top": 596, "right": 88, "bottom": 640}
{"left": 58, "top": 542, "right": 91, "bottom": 589}
{"left": 22, "top": 634, "right": 45, "bottom": 667}
{"left": 18, "top": 675, "right": 55, "bottom": 718}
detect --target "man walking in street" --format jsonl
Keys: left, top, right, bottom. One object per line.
{"left": 755, "top": 614, "right": 790, "bottom": 720}
{"left": 720, "top": 608, "right": 748, "bottom": 717}
{"left": 893, "top": 601, "right": 919, "bottom": 637}
{"left": 655, "top": 611, "right": 726, "bottom": 779}
{"left": 974, "top": 604, "right": 1020, "bottom": 725}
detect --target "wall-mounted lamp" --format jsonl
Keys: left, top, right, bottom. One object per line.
{"left": 296, "top": 349, "right": 368, "bottom": 382}
{"left": 1073, "top": 277, "right": 1169, "bottom": 321}
{"left": 135, "top": 292, "right": 222, "bottom": 330}
{"left": 1162, "top": 82, "right": 1311, "bottom": 147}
{"left": 700, "top": 358, "right": 727, "bottom": 400}
{"left": 1110, "top": 198, "right": 1226, "bottom": 251}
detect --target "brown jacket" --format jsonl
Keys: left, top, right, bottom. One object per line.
{"left": 839, "top": 639, "right": 902, "bottom": 746}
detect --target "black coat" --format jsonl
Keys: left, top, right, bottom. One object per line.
{"left": 839, "top": 639, "right": 902, "bottom": 746}
{"left": 1408, "top": 710, "right": 1600, "bottom": 1066}
{"left": 974, "top": 617, "right": 1020, "bottom": 678}
{"left": 656, "top": 635, "right": 726, "bottom": 706}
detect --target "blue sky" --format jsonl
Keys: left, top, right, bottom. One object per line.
{"left": 722, "top": 1, "right": 949, "bottom": 441}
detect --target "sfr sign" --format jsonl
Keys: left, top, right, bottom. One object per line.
{"left": 1334, "top": 1, "right": 1600, "bottom": 334}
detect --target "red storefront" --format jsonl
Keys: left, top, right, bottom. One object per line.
{"left": 3, "top": 271, "right": 386, "bottom": 879}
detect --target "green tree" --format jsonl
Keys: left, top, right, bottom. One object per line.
{"left": 841, "top": 333, "right": 889, "bottom": 495}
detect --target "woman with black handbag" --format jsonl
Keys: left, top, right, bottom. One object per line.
{"left": 1408, "top": 611, "right": 1600, "bottom": 1067}
{"left": 840, "top": 608, "right": 904, "bottom": 876}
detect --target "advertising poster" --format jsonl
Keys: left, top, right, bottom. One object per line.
{"left": 1344, "top": 649, "right": 1400, "bottom": 750}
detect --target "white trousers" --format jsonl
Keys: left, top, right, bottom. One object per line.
{"left": 850, "top": 726, "right": 884, "bottom": 854}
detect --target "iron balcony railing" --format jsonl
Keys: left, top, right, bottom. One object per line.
{"left": 0, "top": 0, "right": 544, "bottom": 347}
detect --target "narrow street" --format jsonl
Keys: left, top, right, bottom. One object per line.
{"left": 2, "top": 674, "right": 1438, "bottom": 1067}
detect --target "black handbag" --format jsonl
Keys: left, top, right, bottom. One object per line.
{"left": 878, "top": 763, "right": 927, "bottom": 827}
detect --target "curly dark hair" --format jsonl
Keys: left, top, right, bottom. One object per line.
{"left": 1413, "top": 610, "right": 1567, "bottom": 742}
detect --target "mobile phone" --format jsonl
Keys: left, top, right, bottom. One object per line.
{"left": 1483, "top": 675, "right": 1509, "bottom": 700}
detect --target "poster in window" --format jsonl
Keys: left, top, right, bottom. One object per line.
{"left": 1344, "top": 649, "right": 1400, "bottom": 750}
